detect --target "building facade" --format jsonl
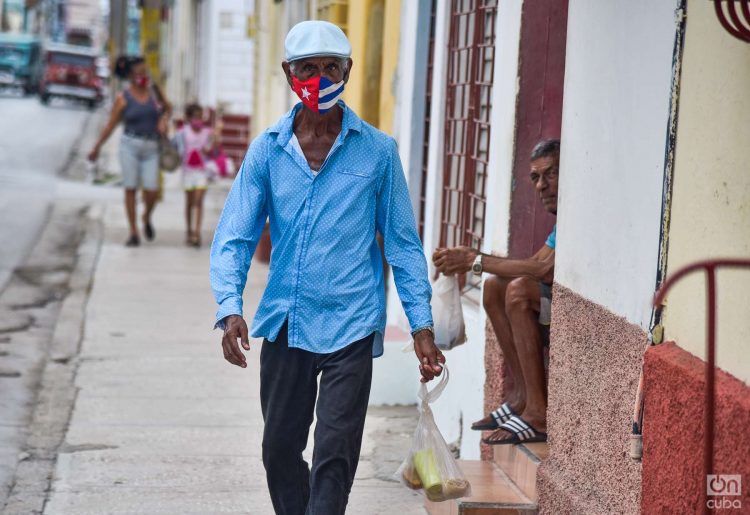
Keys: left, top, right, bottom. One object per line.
{"left": 398, "top": 0, "right": 749, "bottom": 512}
{"left": 247, "top": 0, "right": 749, "bottom": 512}
{"left": 65, "top": 0, "right": 105, "bottom": 47}
{"left": 162, "top": 0, "right": 254, "bottom": 117}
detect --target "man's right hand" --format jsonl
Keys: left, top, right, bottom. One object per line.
{"left": 433, "top": 246, "right": 478, "bottom": 275}
{"left": 221, "top": 315, "right": 250, "bottom": 368}
{"left": 87, "top": 147, "right": 100, "bottom": 162}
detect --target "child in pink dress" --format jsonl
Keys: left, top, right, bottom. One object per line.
{"left": 177, "top": 104, "right": 214, "bottom": 247}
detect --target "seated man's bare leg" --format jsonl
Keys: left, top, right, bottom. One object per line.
{"left": 484, "top": 277, "right": 546, "bottom": 443}
{"left": 472, "top": 276, "right": 527, "bottom": 429}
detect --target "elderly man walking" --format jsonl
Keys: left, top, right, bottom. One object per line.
{"left": 210, "top": 21, "right": 444, "bottom": 515}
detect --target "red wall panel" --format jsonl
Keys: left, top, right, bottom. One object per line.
{"left": 508, "top": 0, "right": 568, "bottom": 258}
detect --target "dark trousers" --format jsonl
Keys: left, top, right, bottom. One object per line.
{"left": 260, "top": 322, "right": 374, "bottom": 515}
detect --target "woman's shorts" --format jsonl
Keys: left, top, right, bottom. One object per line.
{"left": 119, "top": 133, "right": 160, "bottom": 191}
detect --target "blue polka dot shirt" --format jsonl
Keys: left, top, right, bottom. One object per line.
{"left": 210, "top": 102, "right": 433, "bottom": 357}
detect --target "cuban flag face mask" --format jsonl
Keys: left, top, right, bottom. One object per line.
{"left": 291, "top": 75, "right": 345, "bottom": 114}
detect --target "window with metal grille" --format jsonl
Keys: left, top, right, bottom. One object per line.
{"left": 440, "top": 0, "right": 497, "bottom": 291}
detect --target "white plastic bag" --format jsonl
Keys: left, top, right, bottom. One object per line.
{"left": 395, "top": 366, "right": 471, "bottom": 502}
{"left": 431, "top": 275, "right": 466, "bottom": 350}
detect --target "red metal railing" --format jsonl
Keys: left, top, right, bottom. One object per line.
{"left": 713, "top": 0, "right": 750, "bottom": 43}
{"left": 653, "top": 258, "right": 750, "bottom": 513}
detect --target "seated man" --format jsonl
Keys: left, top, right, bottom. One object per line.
{"left": 432, "top": 139, "right": 559, "bottom": 445}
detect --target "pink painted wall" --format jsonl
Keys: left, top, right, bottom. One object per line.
{"left": 538, "top": 285, "right": 643, "bottom": 514}
{"left": 642, "top": 342, "right": 750, "bottom": 514}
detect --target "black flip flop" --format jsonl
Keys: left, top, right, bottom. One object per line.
{"left": 144, "top": 221, "right": 155, "bottom": 241}
{"left": 482, "top": 415, "right": 547, "bottom": 445}
{"left": 472, "top": 402, "right": 517, "bottom": 431}
{"left": 125, "top": 235, "right": 140, "bottom": 247}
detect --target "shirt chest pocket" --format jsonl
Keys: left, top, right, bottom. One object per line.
{"left": 333, "top": 168, "right": 376, "bottom": 180}
{"left": 329, "top": 168, "right": 378, "bottom": 196}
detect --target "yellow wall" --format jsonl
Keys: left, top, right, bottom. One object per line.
{"left": 252, "top": 0, "right": 292, "bottom": 136}
{"left": 316, "top": 0, "right": 348, "bottom": 30}
{"left": 140, "top": 8, "right": 162, "bottom": 83}
{"left": 663, "top": 0, "right": 750, "bottom": 382}
{"left": 378, "top": 0, "right": 401, "bottom": 134}
{"left": 344, "top": 0, "right": 384, "bottom": 126}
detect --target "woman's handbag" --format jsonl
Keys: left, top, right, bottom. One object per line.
{"left": 396, "top": 366, "right": 472, "bottom": 502}
{"left": 159, "top": 136, "right": 181, "bottom": 172}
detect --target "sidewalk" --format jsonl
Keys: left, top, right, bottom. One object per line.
{"left": 39, "top": 173, "right": 426, "bottom": 514}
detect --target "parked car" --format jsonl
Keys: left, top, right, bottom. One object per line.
{"left": 0, "top": 33, "right": 42, "bottom": 95}
{"left": 38, "top": 44, "right": 103, "bottom": 109}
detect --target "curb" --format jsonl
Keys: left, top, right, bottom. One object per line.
{"left": 2, "top": 203, "right": 105, "bottom": 515}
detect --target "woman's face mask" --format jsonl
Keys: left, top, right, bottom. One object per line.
{"left": 132, "top": 75, "right": 150, "bottom": 88}
{"left": 189, "top": 119, "right": 203, "bottom": 131}
{"left": 291, "top": 75, "right": 345, "bottom": 114}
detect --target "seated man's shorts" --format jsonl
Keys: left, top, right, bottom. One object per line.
{"left": 538, "top": 282, "right": 553, "bottom": 347}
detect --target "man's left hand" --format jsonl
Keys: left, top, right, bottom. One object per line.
{"left": 413, "top": 329, "right": 446, "bottom": 383}
{"left": 433, "top": 246, "right": 478, "bottom": 275}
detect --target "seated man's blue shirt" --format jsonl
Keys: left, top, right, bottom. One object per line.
{"left": 209, "top": 102, "right": 433, "bottom": 357}
{"left": 545, "top": 225, "right": 556, "bottom": 250}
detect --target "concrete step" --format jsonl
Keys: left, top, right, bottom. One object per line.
{"left": 424, "top": 460, "right": 537, "bottom": 515}
{"left": 493, "top": 443, "right": 548, "bottom": 502}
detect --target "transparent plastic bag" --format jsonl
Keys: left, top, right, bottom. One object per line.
{"left": 432, "top": 275, "right": 466, "bottom": 350}
{"left": 395, "top": 366, "right": 471, "bottom": 502}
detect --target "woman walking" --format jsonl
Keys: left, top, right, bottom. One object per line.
{"left": 175, "top": 103, "right": 214, "bottom": 247}
{"left": 88, "top": 56, "right": 171, "bottom": 246}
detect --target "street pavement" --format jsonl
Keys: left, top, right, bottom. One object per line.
{"left": 0, "top": 94, "right": 96, "bottom": 294}
{"left": 0, "top": 94, "right": 119, "bottom": 510}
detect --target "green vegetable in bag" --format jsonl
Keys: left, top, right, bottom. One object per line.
{"left": 413, "top": 448, "right": 442, "bottom": 498}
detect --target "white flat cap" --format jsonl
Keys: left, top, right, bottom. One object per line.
{"left": 285, "top": 20, "right": 352, "bottom": 62}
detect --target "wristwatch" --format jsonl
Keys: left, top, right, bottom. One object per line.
{"left": 472, "top": 254, "right": 483, "bottom": 276}
{"left": 412, "top": 326, "right": 434, "bottom": 338}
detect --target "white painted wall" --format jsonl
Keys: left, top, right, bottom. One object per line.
{"left": 392, "top": 0, "right": 431, "bottom": 218}
{"left": 66, "top": 0, "right": 105, "bottom": 48}
{"left": 164, "top": 0, "right": 199, "bottom": 115}
{"left": 385, "top": 0, "right": 432, "bottom": 331}
{"left": 484, "top": 0, "right": 522, "bottom": 257}
{"left": 198, "top": 0, "right": 216, "bottom": 109}
{"left": 197, "top": 0, "right": 254, "bottom": 115}
{"left": 555, "top": 0, "right": 679, "bottom": 329}
{"left": 421, "top": 0, "right": 449, "bottom": 264}
{"left": 662, "top": 0, "right": 750, "bottom": 383}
